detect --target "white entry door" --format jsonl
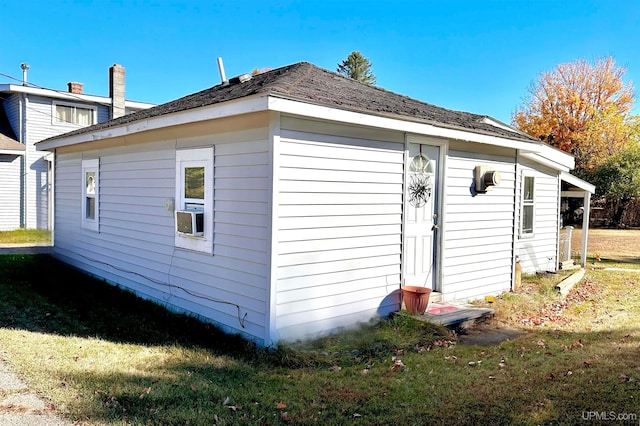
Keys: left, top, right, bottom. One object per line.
{"left": 404, "top": 143, "right": 440, "bottom": 289}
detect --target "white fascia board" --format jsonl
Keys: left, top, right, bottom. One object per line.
{"left": 520, "top": 152, "right": 572, "bottom": 173}
{"left": 266, "top": 96, "right": 543, "bottom": 153}
{"left": 1, "top": 84, "right": 155, "bottom": 109}
{"left": 536, "top": 144, "right": 575, "bottom": 169}
{"left": 0, "top": 149, "right": 25, "bottom": 155}
{"left": 37, "top": 95, "right": 270, "bottom": 150}
{"left": 125, "top": 100, "right": 156, "bottom": 109}
{"left": 1, "top": 83, "right": 110, "bottom": 104}
{"left": 560, "top": 171, "right": 596, "bottom": 194}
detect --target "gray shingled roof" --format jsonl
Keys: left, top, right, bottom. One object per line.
{"left": 42, "top": 61, "right": 539, "bottom": 144}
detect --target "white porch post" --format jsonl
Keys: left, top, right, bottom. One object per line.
{"left": 580, "top": 191, "right": 591, "bottom": 267}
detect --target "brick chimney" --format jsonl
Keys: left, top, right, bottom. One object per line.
{"left": 67, "top": 82, "right": 84, "bottom": 94}
{"left": 109, "top": 64, "right": 126, "bottom": 119}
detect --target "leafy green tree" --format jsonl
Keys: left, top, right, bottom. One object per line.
{"left": 337, "top": 51, "right": 377, "bottom": 85}
{"left": 588, "top": 120, "right": 640, "bottom": 225}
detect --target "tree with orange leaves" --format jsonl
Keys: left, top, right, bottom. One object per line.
{"left": 512, "top": 56, "right": 635, "bottom": 175}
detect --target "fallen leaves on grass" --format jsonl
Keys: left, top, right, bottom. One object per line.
{"left": 139, "top": 386, "right": 151, "bottom": 399}
{"left": 223, "top": 396, "right": 242, "bottom": 411}
{"left": 391, "top": 357, "right": 406, "bottom": 370}
{"left": 518, "top": 279, "right": 602, "bottom": 327}
{"left": 424, "top": 339, "right": 456, "bottom": 351}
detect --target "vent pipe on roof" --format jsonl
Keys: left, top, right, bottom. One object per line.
{"left": 217, "top": 57, "right": 228, "bottom": 85}
{"left": 20, "top": 63, "right": 30, "bottom": 86}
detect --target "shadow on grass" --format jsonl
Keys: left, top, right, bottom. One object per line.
{"left": 595, "top": 256, "right": 640, "bottom": 265}
{"left": 50, "top": 327, "right": 640, "bottom": 426}
{"left": 0, "top": 254, "right": 257, "bottom": 358}
{"left": 2, "top": 254, "right": 640, "bottom": 425}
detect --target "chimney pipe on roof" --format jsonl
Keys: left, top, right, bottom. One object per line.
{"left": 109, "top": 64, "right": 126, "bottom": 119}
{"left": 20, "top": 63, "right": 30, "bottom": 86}
{"left": 217, "top": 57, "right": 228, "bottom": 85}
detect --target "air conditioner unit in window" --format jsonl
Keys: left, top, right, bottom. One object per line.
{"left": 175, "top": 210, "right": 204, "bottom": 236}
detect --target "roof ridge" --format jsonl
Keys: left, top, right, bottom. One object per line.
{"left": 40, "top": 61, "right": 538, "bottom": 144}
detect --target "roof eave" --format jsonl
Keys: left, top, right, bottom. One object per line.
{"left": 1, "top": 83, "right": 155, "bottom": 109}
{"left": 520, "top": 146, "right": 575, "bottom": 172}
{"left": 38, "top": 91, "right": 574, "bottom": 171}
{"left": 37, "top": 94, "right": 270, "bottom": 151}
{"left": 0, "top": 149, "right": 24, "bottom": 155}
{"left": 560, "top": 171, "right": 596, "bottom": 194}
{"left": 267, "top": 96, "right": 547, "bottom": 154}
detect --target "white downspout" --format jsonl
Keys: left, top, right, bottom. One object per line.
{"left": 511, "top": 150, "right": 520, "bottom": 290}
{"left": 20, "top": 63, "right": 29, "bottom": 229}
{"left": 20, "top": 93, "right": 28, "bottom": 228}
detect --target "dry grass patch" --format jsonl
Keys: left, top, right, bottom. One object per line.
{"left": 571, "top": 228, "right": 640, "bottom": 261}
{"left": 0, "top": 229, "right": 51, "bottom": 245}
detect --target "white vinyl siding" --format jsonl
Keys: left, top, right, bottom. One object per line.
{"left": 0, "top": 96, "right": 23, "bottom": 230}
{"left": 1, "top": 94, "right": 111, "bottom": 230}
{"left": 52, "top": 128, "right": 272, "bottom": 345}
{"left": 0, "top": 154, "right": 22, "bottom": 230}
{"left": 1, "top": 95, "right": 20, "bottom": 133}
{"left": 515, "top": 161, "right": 561, "bottom": 274}
{"left": 441, "top": 151, "right": 516, "bottom": 302}
{"left": 275, "top": 126, "right": 404, "bottom": 342}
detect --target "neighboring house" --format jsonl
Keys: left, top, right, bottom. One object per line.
{"left": 37, "top": 62, "right": 594, "bottom": 347}
{"left": 0, "top": 64, "right": 155, "bottom": 231}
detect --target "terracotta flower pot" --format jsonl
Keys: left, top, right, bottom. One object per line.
{"left": 402, "top": 286, "right": 432, "bottom": 314}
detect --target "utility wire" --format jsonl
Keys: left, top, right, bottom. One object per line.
{"left": 71, "top": 251, "right": 248, "bottom": 328}
{"left": 0, "top": 69, "right": 127, "bottom": 107}
{"left": 0, "top": 94, "right": 96, "bottom": 127}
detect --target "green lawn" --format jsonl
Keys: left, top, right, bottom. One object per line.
{"left": 0, "top": 254, "right": 639, "bottom": 425}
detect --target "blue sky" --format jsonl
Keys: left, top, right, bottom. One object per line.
{"left": 1, "top": 0, "right": 638, "bottom": 124}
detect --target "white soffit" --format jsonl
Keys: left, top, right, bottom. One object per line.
{"left": 38, "top": 92, "right": 563, "bottom": 160}
{"left": 267, "top": 97, "right": 543, "bottom": 153}
{"left": 36, "top": 95, "right": 270, "bottom": 150}
{"left": 520, "top": 151, "right": 573, "bottom": 173}
{"left": 0, "top": 149, "right": 25, "bottom": 155}
{"left": 561, "top": 171, "right": 596, "bottom": 194}
{"left": 1, "top": 83, "right": 109, "bottom": 104}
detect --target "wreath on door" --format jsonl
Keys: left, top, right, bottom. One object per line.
{"left": 408, "top": 153, "right": 433, "bottom": 208}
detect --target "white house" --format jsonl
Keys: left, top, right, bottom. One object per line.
{"left": 37, "top": 62, "right": 594, "bottom": 347}
{"left": 0, "top": 64, "right": 154, "bottom": 231}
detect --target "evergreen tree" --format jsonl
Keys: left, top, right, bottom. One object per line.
{"left": 337, "top": 51, "right": 376, "bottom": 85}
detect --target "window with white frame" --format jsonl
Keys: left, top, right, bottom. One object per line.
{"left": 82, "top": 159, "right": 99, "bottom": 232}
{"left": 174, "top": 147, "right": 214, "bottom": 253}
{"left": 520, "top": 175, "right": 535, "bottom": 237}
{"left": 54, "top": 102, "right": 97, "bottom": 126}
